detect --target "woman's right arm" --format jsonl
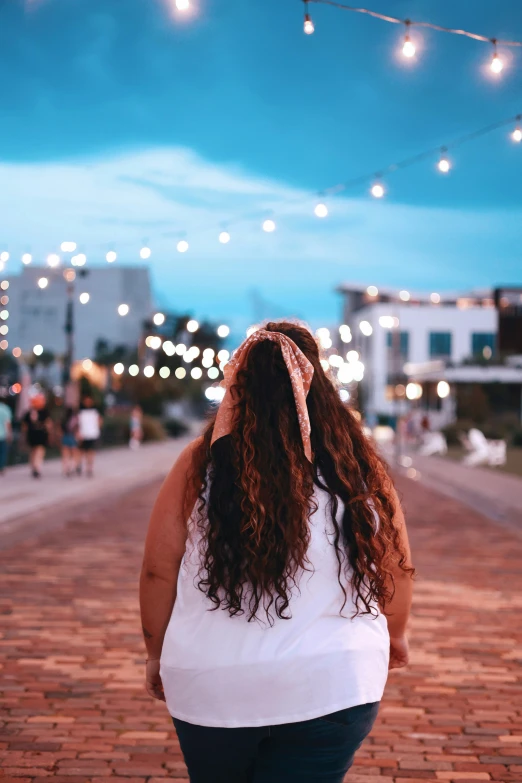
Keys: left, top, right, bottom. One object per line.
{"left": 383, "top": 487, "right": 414, "bottom": 669}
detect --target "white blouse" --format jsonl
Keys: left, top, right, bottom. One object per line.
{"left": 160, "top": 484, "right": 390, "bottom": 728}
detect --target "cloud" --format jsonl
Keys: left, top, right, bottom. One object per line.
{"left": 1, "top": 146, "right": 521, "bottom": 323}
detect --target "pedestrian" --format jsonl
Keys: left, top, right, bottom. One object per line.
{"left": 77, "top": 396, "right": 102, "bottom": 478}
{"left": 140, "top": 322, "right": 414, "bottom": 783}
{"left": 22, "top": 395, "right": 51, "bottom": 478}
{"left": 0, "top": 398, "right": 13, "bottom": 475}
{"left": 129, "top": 405, "right": 143, "bottom": 450}
{"left": 60, "top": 407, "right": 79, "bottom": 477}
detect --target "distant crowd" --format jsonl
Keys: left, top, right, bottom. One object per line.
{"left": 0, "top": 395, "right": 144, "bottom": 478}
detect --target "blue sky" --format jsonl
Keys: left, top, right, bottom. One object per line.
{"left": 1, "top": 0, "right": 522, "bottom": 328}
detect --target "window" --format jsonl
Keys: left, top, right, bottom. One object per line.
{"left": 472, "top": 332, "right": 495, "bottom": 356}
{"left": 386, "top": 331, "right": 409, "bottom": 357}
{"left": 429, "top": 332, "right": 452, "bottom": 358}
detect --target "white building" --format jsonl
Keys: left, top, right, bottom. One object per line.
{"left": 337, "top": 283, "right": 497, "bottom": 422}
{"left": 4, "top": 265, "right": 153, "bottom": 360}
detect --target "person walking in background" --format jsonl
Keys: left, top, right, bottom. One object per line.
{"left": 21, "top": 395, "right": 52, "bottom": 478}
{"left": 77, "top": 396, "right": 102, "bottom": 478}
{"left": 129, "top": 405, "right": 143, "bottom": 450}
{"left": 0, "top": 399, "right": 13, "bottom": 475}
{"left": 140, "top": 321, "right": 414, "bottom": 783}
{"left": 60, "top": 407, "right": 79, "bottom": 477}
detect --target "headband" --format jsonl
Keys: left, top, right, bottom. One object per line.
{"left": 211, "top": 329, "right": 314, "bottom": 462}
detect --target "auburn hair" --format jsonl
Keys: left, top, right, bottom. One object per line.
{"left": 187, "top": 321, "right": 413, "bottom": 623}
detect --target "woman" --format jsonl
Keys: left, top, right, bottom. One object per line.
{"left": 22, "top": 395, "right": 52, "bottom": 479}
{"left": 129, "top": 405, "right": 143, "bottom": 450}
{"left": 60, "top": 407, "right": 79, "bottom": 477}
{"left": 140, "top": 322, "right": 414, "bottom": 783}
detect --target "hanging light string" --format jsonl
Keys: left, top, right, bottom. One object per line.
{"left": 304, "top": 0, "right": 522, "bottom": 48}
{"left": 319, "top": 112, "right": 522, "bottom": 198}
{"left": 1, "top": 112, "right": 520, "bottom": 267}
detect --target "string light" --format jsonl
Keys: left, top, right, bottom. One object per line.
{"left": 0, "top": 252, "right": 9, "bottom": 263}
{"left": 38, "top": 277, "right": 49, "bottom": 289}
{"left": 82, "top": 359, "right": 93, "bottom": 371}
{"left": 303, "top": 1, "right": 314, "bottom": 34}
{"left": 47, "top": 253, "right": 60, "bottom": 268}
{"left": 60, "top": 241, "right": 76, "bottom": 252}
{"left": 72, "top": 253, "right": 86, "bottom": 267}
{"left": 191, "top": 367, "right": 203, "bottom": 379}
{"left": 22, "top": 253, "right": 32, "bottom": 265}
{"left": 430, "top": 292, "right": 441, "bottom": 303}
{"left": 106, "top": 251, "right": 117, "bottom": 263}
{"left": 114, "top": 363, "right": 124, "bottom": 375}
{"left": 512, "top": 118, "right": 522, "bottom": 142}
{"left": 314, "top": 203, "right": 328, "bottom": 217}
{"left": 177, "top": 240, "right": 189, "bottom": 253}
{"left": 490, "top": 42, "right": 503, "bottom": 74}
{"left": 359, "top": 320, "right": 373, "bottom": 336}
{"left": 79, "top": 293, "right": 90, "bottom": 304}
{"left": 159, "top": 367, "right": 171, "bottom": 378}
{"left": 187, "top": 319, "right": 199, "bottom": 332}
{"left": 370, "top": 182, "right": 385, "bottom": 198}
{"left": 33, "top": 344, "right": 43, "bottom": 356}
{"left": 140, "top": 246, "right": 152, "bottom": 259}
{"left": 208, "top": 367, "right": 219, "bottom": 379}
{"left": 175, "top": 367, "right": 187, "bottom": 379}
{"left": 367, "top": 285, "right": 379, "bottom": 297}
{"left": 402, "top": 22, "right": 415, "bottom": 58}
{"left": 307, "top": 2, "right": 522, "bottom": 68}
{"left": 219, "top": 231, "right": 231, "bottom": 244}
{"left": 175, "top": 0, "right": 190, "bottom": 9}
{"left": 129, "top": 364, "right": 139, "bottom": 376}
{"left": 262, "top": 219, "right": 276, "bottom": 233}
{"left": 144, "top": 365, "right": 155, "bottom": 378}
{"left": 0, "top": 281, "right": 8, "bottom": 291}
{"left": 153, "top": 312, "right": 165, "bottom": 326}
{"left": 118, "top": 304, "right": 129, "bottom": 316}
{"left": 217, "top": 324, "right": 230, "bottom": 338}
{"left": 399, "top": 290, "right": 411, "bottom": 301}
{"left": 437, "top": 148, "right": 451, "bottom": 173}
{"left": 163, "top": 340, "right": 175, "bottom": 356}
{"left": 437, "top": 380, "right": 450, "bottom": 398}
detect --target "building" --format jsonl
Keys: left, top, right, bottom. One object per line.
{"left": 4, "top": 265, "right": 153, "bottom": 361}
{"left": 337, "top": 283, "right": 498, "bottom": 423}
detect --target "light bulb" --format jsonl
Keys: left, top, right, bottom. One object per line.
{"left": 106, "top": 251, "right": 117, "bottom": 263}
{"left": 79, "top": 293, "right": 90, "bottom": 304}
{"left": 140, "top": 246, "right": 151, "bottom": 259}
{"left": 490, "top": 52, "right": 503, "bottom": 74}
{"left": 0, "top": 251, "right": 9, "bottom": 263}
{"left": 60, "top": 241, "right": 76, "bottom": 253}
{"left": 512, "top": 127, "right": 522, "bottom": 143}
{"left": 177, "top": 240, "right": 189, "bottom": 253}
{"left": 217, "top": 324, "right": 230, "bottom": 338}
{"left": 402, "top": 36, "right": 415, "bottom": 58}
{"left": 314, "top": 203, "right": 328, "bottom": 218}
{"left": 438, "top": 156, "right": 451, "bottom": 173}
{"left": 118, "top": 304, "right": 129, "bottom": 316}
{"left": 22, "top": 253, "right": 32, "bottom": 265}
{"left": 370, "top": 183, "right": 385, "bottom": 199}
{"left": 175, "top": 0, "right": 190, "bottom": 9}
{"left": 219, "top": 231, "right": 231, "bottom": 244}
{"left": 47, "top": 253, "right": 60, "bottom": 268}
{"left": 304, "top": 14, "right": 314, "bottom": 34}
{"left": 262, "top": 219, "right": 276, "bottom": 233}
{"left": 114, "top": 363, "right": 124, "bottom": 375}
{"left": 153, "top": 312, "right": 165, "bottom": 326}
{"left": 38, "top": 277, "right": 49, "bottom": 289}
{"left": 187, "top": 319, "right": 199, "bottom": 332}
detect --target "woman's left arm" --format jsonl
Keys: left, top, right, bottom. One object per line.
{"left": 139, "top": 439, "right": 200, "bottom": 697}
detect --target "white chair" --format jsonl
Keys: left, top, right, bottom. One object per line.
{"left": 462, "top": 428, "right": 507, "bottom": 467}
{"left": 418, "top": 431, "right": 448, "bottom": 457}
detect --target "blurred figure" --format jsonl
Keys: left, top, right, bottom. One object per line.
{"left": 22, "top": 395, "right": 51, "bottom": 478}
{"left": 0, "top": 399, "right": 13, "bottom": 475}
{"left": 420, "top": 414, "right": 430, "bottom": 433}
{"left": 129, "top": 405, "right": 143, "bottom": 450}
{"left": 60, "top": 407, "right": 79, "bottom": 477}
{"left": 77, "top": 397, "right": 102, "bottom": 478}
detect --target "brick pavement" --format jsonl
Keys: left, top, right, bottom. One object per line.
{"left": 1, "top": 476, "right": 521, "bottom": 783}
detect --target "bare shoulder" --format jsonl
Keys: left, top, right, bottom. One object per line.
{"left": 162, "top": 436, "right": 204, "bottom": 491}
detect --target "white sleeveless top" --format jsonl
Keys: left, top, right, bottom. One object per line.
{"left": 160, "top": 484, "right": 390, "bottom": 728}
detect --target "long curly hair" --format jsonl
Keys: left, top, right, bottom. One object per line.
{"left": 188, "top": 321, "right": 413, "bottom": 624}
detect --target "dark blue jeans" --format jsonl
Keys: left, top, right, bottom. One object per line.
{"left": 173, "top": 701, "right": 379, "bottom": 783}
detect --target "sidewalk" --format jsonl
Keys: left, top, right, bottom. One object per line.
{"left": 0, "top": 437, "right": 193, "bottom": 541}
{"left": 395, "top": 451, "right": 522, "bottom": 535}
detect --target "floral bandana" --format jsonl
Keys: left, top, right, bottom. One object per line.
{"left": 211, "top": 329, "right": 315, "bottom": 462}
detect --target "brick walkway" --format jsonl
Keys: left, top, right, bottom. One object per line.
{"left": 1, "top": 477, "right": 521, "bottom": 782}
